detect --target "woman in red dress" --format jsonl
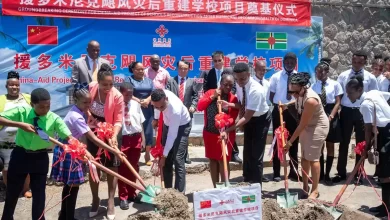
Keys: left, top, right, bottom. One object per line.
{"left": 197, "top": 74, "right": 239, "bottom": 187}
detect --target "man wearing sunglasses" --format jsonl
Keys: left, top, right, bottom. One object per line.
{"left": 201, "top": 51, "right": 242, "bottom": 163}
{"left": 269, "top": 52, "right": 300, "bottom": 182}
{"left": 152, "top": 89, "right": 191, "bottom": 193}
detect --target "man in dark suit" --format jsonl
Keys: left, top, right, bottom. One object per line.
{"left": 201, "top": 51, "right": 242, "bottom": 163}
{"left": 166, "top": 60, "right": 199, "bottom": 164}
{"left": 71, "top": 40, "right": 110, "bottom": 85}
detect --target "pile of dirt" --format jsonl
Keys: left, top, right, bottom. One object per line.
{"left": 129, "top": 188, "right": 193, "bottom": 220}
{"left": 262, "top": 199, "right": 374, "bottom": 220}
{"left": 129, "top": 189, "right": 373, "bottom": 220}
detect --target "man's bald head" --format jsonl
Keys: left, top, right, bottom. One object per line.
{"left": 150, "top": 54, "right": 161, "bottom": 71}
{"left": 87, "top": 40, "right": 100, "bottom": 60}
{"left": 255, "top": 60, "right": 267, "bottom": 79}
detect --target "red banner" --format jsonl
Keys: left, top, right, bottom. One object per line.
{"left": 2, "top": 0, "right": 311, "bottom": 26}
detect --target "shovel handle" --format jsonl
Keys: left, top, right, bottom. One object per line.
{"left": 48, "top": 137, "right": 147, "bottom": 193}
{"left": 332, "top": 156, "right": 365, "bottom": 206}
{"left": 278, "top": 101, "right": 289, "bottom": 192}
{"left": 218, "top": 95, "right": 230, "bottom": 186}
{"left": 160, "top": 167, "right": 165, "bottom": 188}
{"left": 120, "top": 155, "right": 148, "bottom": 189}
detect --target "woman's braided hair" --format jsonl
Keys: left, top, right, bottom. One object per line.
{"left": 290, "top": 72, "right": 311, "bottom": 87}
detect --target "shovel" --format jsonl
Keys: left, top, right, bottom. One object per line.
{"left": 323, "top": 154, "right": 366, "bottom": 219}
{"left": 276, "top": 101, "right": 298, "bottom": 208}
{"left": 46, "top": 137, "right": 158, "bottom": 203}
{"left": 216, "top": 95, "right": 237, "bottom": 188}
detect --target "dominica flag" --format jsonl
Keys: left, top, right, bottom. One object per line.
{"left": 256, "top": 32, "right": 287, "bottom": 50}
{"left": 242, "top": 195, "right": 256, "bottom": 204}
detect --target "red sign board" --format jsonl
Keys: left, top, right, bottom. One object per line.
{"left": 2, "top": 0, "right": 311, "bottom": 26}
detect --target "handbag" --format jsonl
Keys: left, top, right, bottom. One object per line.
{"left": 366, "top": 98, "right": 379, "bottom": 165}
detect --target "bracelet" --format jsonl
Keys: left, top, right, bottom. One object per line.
{"left": 287, "top": 141, "right": 292, "bottom": 147}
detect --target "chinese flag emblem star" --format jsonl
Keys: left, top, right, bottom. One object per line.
{"left": 27, "top": 25, "right": 58, "bottom": 45}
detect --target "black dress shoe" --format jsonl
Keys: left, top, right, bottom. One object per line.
{"left": 332, "top": 175, "right": 346, "bottom": 183}
{"left": 369, "top": 204, "right": 383, "bottom": 213}
{"left": 262, "top": 176, "right": 270, "bottom": 183}
{"left": 185, "top": 159, "right": 192, "bottom": 164}
{"left": 273, "top": 176, "right": 281, "bottom": 182}
{"left": 324, "top": 176, "right": 333, "bottom": 186}
{"left": 231, "top": 154, "right": 242, "bottom": 163}
{"left": 120, "top": 200, "right": 129, "bottom": 210}
{"left": 375, "top": 210, "right": 387, "bottom": 218}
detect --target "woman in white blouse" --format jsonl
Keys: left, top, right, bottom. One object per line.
{"left": 345, "top": 75, "right": 390, "bottom": 218}
{"left": 0, "top": 71, "right": 32, "bottom": 198}
{"left": 311, "top": 58, "right": 343, "bottom": 185}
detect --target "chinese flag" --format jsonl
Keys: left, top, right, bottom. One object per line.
{"left": 27, "top": 25, "right": 58, "bottom": 45}
{"left": 200, "top": 200, "right": 211, "bottom": 209}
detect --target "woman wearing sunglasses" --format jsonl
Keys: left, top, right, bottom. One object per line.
{"left": 282, "top": 72, "right": 329, "bottom": 199}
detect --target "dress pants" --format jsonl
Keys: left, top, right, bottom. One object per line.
{"left": 162, "top": 122, "right": 191, "bottom": 193}
{"left": 232, "top": 142, "right": 239, "bottom": 156}
{"left": 243, "top": 111, "right": 271, "bottom": 184}
{"left": 336, "top": 106, "right": 365, "bottom": 177}
{"left": 272, "top": 106, "right": 299, "bottom": 178}
{"left": 2, "top": 147, "right": 49, "bottom": 220}
{"left": 184, "top": 121, "right": 192, "bottom": 161}
{"left": 118, "top": 133, "right": 142, "bottom": 201}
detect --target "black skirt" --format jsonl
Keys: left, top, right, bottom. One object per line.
{"left": 378, "top": 125, "right": 390, "bottom": 179}
{"left": 324, "top": 104, "right": 342, "bottom": 143}
{"left": 87, "top": 113, "right": 119, "bottom": 167}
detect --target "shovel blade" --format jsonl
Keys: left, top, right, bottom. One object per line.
{"left": 276, "top": 192, "right": 298, "bottom": 208}
{"left": 323, "top": 205, "right": 343, "bottom": 219}
{"left": 139, "top": 191, "right": 155, "bottom": 204}
{"left": 144, "top": 185, "right": 161, "bottom": 197}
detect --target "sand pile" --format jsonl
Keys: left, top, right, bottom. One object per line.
{"left": 128, "top": 188, "right": 193, "bottom": 220}
{"left": 262, "top": 199, "right": 374, "bottom": 220}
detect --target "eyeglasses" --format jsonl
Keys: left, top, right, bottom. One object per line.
{"left": 213, "top": 59, "right": 223, "bottom": 63}
{"left": 74, "top": 82, "right": 89, "bottom": 91}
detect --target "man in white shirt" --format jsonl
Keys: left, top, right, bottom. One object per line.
{"left": 345, "top": 75, "right": 390, "bottom": 218}
{"left": 220, "top": 63, "right": 271, "bottom": 185}
{"left": 151, "top": 89, "right": 191, "bottom": 193}
{"left": 333, "top": 50, "right": 379, "bottom": 184}
{"left": 253, "top": 60, "right": 271, "bottom": 101}
{"left": 269, "top": 52, "right": 299, "bottom": 182}
{"left": 118, "top": 82, "right": 145, "bottom": 210}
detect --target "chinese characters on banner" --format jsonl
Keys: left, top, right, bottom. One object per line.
{"left": 2, "top": 0, "right": 311, "bottom": 26}
{"left": 13, "top": 53, "right": 298, "bottom": 72}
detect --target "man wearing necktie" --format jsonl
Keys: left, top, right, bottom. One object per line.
{"left": 269, "top": 52, "right": 300, "bottom": 182}
{"left": 333, "top": 51, "right": 378, "bottom": 184}
{"left": 220, "top": 63, "right": 270, "bottom": 185}
{"left": 166, "top": 60, "right": 199, "bottom": 164}
{"left": 201, "top": 51, "right": 242, "bottom": 163}
{"left": 71, "top": 40, "right": 110, "bottom": 85}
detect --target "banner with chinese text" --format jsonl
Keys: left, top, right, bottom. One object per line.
{"left": 2, "top": 0, "right": 311, "bottom": 26}
{"left": 0, "top": 7, "right": 323, "bottom": 112}
{"left": 193, "top": 183, "right": 262, "bottom": 219}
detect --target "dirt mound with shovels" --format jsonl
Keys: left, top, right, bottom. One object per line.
{"left": 262, "top": 199, "right": 374, "bottom": 220}
{"left": 129, "top": 189, "right": 373, "bottom": 220}
{"left": 128, "top": 188, "right": 193, "bottom": 220}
